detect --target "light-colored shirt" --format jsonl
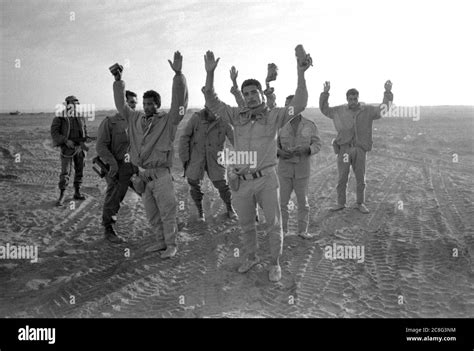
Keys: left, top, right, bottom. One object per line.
{"left": 319, "top": 91, "right": 393, "bottom": 151}
{"left": 113, "top": 73, "right": 188, "bottom": 168}
{"left": 204, "top": 84, "right": 307, "bottom": 173}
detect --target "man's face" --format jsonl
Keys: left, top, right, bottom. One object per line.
{"left": 205, "top": 107, "right": 216, "bottom": 120}
{"left": 66, "top": 101, "right": 79, "bottom": 115}
{"left": 127, "top": 96, "right": 138, "bottom": 110}
{"left": 347, "top": 94, "right": 359, "bottom": 109}
{"left": 242, "top": 85, "right": 263, "bottom": 108}
{"left": 143, "top": 97, "right": 158, "bottom": 116}
{"left": 285, "top": 98, "right": 292, "bottom": 107}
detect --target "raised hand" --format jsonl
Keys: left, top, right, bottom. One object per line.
{"left": 384, "top": 80, "right": 392, "bottom": 92}
{"left": 230, "top": 66, "right": 238, "bottom": 84}
{"left": 168, "top": 51, "right": 183, "bottom": 73}
{"left": 266, "top": 63, "right": 278, "bottom": 83}
{"left": 297, "top": 54, "right": 313, "bottom": 73}
{"left": 264, "top": 87, "right": 275, "bottom": 96}
{"left": 323, "top": 81, "right": 330, "bottom": 93}
{"left": 109, "top": 63, "right": 123, "bottom": 81}
{"left": 204, "top": 51, "right": 220, "bottom": 72}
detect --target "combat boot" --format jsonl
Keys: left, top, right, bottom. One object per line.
{"left": 196, "top": 201, "right": 205, "bottom": 222}
{"left": 73, "top": 187, "right": 86, "bottom": 200}
{"left": 226, "top": 203, "right": 237, "bottom": 220}
{"left": 55, "top": 189, "right": 66, "bottom": 207}
{"left": 104, "top": 225, "right": 125, "bottom": 244}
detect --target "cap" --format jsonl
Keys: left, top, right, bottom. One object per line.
{"left": 65, "top": 95, "right": 79, "bottom": 103}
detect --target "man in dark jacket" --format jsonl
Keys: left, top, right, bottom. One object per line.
{"left": 179, "top": 107, "right": 236, "bottom": 221}
{"left": 96, "top": 90, "right": 138, "bottom": 243}
{"left": 50, "top": 95, "right": 89, "bottom": 206}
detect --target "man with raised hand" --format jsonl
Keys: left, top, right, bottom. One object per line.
{"left": 319, "top": 80, "right": 393, "bottom": 214}
{"left": 278, "top": 94, "right": 321, "bottom": 239}
{"left": 97, "top": 90, "right": 138, "bottom": 244}
{"left": 111, "top": 51, "right": 188, "bottom": 259}
{"left": 202, "top": 48, "right": 312, "bottom": 282}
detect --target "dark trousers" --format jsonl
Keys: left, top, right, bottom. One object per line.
{"left": 59, "top": 149, "right": 85, "bottom": 190}
{"left": 187, "top": 178, "right": 232, "bottom": 209}
{"left": 102, "top": 162, "right": 135, "bottom": 227}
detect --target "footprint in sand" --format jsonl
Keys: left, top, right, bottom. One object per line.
{"left": 25, "top": 279, "right": 51, "bottom": 290}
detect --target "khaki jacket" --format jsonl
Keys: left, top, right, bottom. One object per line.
{"left": 113, "top": 73, "right": 188, "bottom": 169}
{"left": 277, "top": 115, "right": 321, "bottom": 179}
{"left": 179, "top": 109, "right": 234, "bottom": 181}
{"left": 319, "top": 91, "right": 393, "bottom": 152}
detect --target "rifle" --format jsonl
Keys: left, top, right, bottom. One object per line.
{"left": 93, "top": 156, "right": 142, "bottom": 197}
{"left": 92, "top": 156, "right": 109, "bottom": 178}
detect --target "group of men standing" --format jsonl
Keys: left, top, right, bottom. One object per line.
{"left": 50, "top": 47, "right": 393, "bottom": 282}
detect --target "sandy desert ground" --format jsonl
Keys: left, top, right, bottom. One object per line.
{"left": 0, "top": 106, "right": 473, "bottom": 318}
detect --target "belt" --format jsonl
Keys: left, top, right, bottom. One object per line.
{"left": 139, "top": 166, "right": 169, "bottom": 183}
{"left": 341, "top": 141, "right": 356, "bottom": 148}
{"left": 238, "top": 166, "right": 275, "bottom": 181}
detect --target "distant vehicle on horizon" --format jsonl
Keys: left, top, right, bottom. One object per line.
{"left": 9, "top": 110, "right": 21, "bottom": 115}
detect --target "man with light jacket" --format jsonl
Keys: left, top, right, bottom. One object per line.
{"left": 319, "top": 80, "right": 393, "bottom": 214}
{"left": 111, "top": 51, "right": 188, "bottom": 259}
{"left": 202, "top": 48, "right": 312, "bottom": 282}
{"left": 278, "top": 94, "right": 321, "bottom": 238}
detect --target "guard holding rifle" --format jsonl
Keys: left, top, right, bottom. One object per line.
{"left": 96, "top": 86, "right": 138, "bottom": 243}
{"left": 51, "top": 95, "right": 90, "bottom": 207}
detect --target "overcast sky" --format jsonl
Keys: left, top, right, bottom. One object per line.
{"left": 1, "top": 0, "right": 473, "bottom": 112}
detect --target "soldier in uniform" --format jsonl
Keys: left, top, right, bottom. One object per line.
{"left": 96, "top": 90, "right": 138, "bottom": 243}
{"left": 277, "top": 94, "right": 321, "bottom": 238}
{"left": 202, "top": 49, "right": 312, "bottom": 282}
{"left": 111, "top": 51, "right": 188, "bottom": 259}
{"left": 179, "top": 106, "right": 236, "bottom": 222}
{"left": 229, "top": 65, "right": 276, "bottom": 223}
{"left": 319, "top": 80, "right": 393, "bottom": 214}
{"left": 51, "top": 95, "right": 89, "bottom": 206}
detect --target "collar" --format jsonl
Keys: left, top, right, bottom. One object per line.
{"left": 346, "top": 102, "right": 367, "bottom": 112}
{"left": 142, "top": 111, "right": 166, "bottom": 120}
{"left": 239, "top": 103, "right": 269, "bottom": 124}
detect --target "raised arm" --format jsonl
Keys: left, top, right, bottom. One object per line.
{"left": 178, "top": 113, "right": 196, "bottom": 164}
{"left": 203, "top": 51, "right": 239, "bottom": 126}
{"left": 168, "top": 51, "right": 189, "bottom": 125}
{"left": 278, "top": 49, "right": 311, "bottom": 128}
{"left": 319, "top": 81, "right": 336, "bottom": 119}
{"left": 265, "top": 63, "right": 278, "bottom": 109}
{"left": 224, "top": 120, "right": 235, "bottom": 147}
{"left": 375, "top": 80, "right": 394, "bottom": 120}
{"left": 264, "top": 87, "right": 277, "bottom": 109}
{"left": 111, "top": 66, "right": 133, "bottom": 123}
{"left": 229, "top": 66, "right": 245, "bottom": 108}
